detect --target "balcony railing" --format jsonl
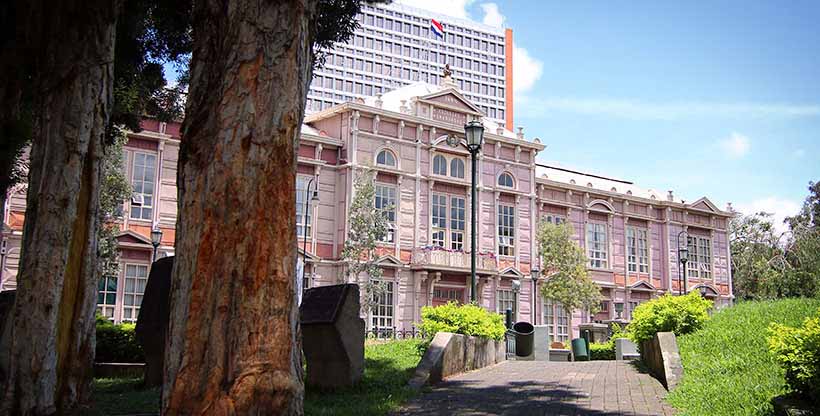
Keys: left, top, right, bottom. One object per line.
{"left": 411, "top": 247, "right": 497, "bottom": 271}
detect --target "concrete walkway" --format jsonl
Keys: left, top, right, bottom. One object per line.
{"left": 395, "top": 360, "right": 676, "bottom": 416}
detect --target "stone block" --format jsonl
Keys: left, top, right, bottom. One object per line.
{"left": 615, "top": 338, "right": 639, "bottom": 360}
{"left": 300, "top": 284, "right": 365, "bottom": 389}
{"left": 579, "top": 322, "right": 610, "bottom": 343}
{"left": 549, "top": 349, "right": 571, "bottom": 362}
{"left": 640, "top": 332, "right": 683, "bottom": 390}
{"left": 409, "top": 332, "right": 506, "bottom": 389}
{"left": 533, "top": 325, "right": 551, "bottom": 362}
{"left": 135, "top": 256, "right": 174, "bottom": 388}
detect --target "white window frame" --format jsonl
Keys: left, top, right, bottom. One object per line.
{"left": 129, "top": 151, "right": 157, "bottom": 221}
{"left": 687, "top": 236, "right": 712, "bottom": 279}
{"left": 542, "top": 214, "right": 566, "bottom": 225}
{"left": 371, "top": 280, "right": 395, "bottom": 329}
{"left": 97, "top": 274, "right": 118, "bottom": 320}
{"left": 295, "top": 176, "right": 314, "bottom": 239}
{"left": 376, "top": 149, "right": 397, "bottom": 168}
{"left": 586, "top": 222, "right": 609, "bottom": 269}
{"left": 375, "top": 183, "right": 397, "bottom": 243}
{"left": 431, "top": 193, "right": 447, "bottom": 247}
{"left": 432, "top": 154, "right": 447, "bottom": 176}
{"left": 450, "top": 158, "right": 465, "bottom": 179}
{"left": 627, "top": 227, "right": 649, "bottom": 273}
{"left": 121, "top": 263, "right": 149, "bottom": 322}
{"left": 497, "top": 288, "right": 515, "bottom": 316}
{"left": 497, "top": 204, "right": 515, "bottom": 257}
{"left": 556, "top": 304, "right": 570, "bottom": 342}
{"left": 497, "top": 172, "right": 514, "bottom": 188}
{"left": 450, "top": 196, "right": 465, "bottom": 251}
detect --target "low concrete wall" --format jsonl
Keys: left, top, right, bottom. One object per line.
{"left": 409, "top": 332, "right": 505, "bottom": 389}
{"left": 640, "top": 332, "right": 683, "bottom": 390}
{"left": 94, "top": 363, "right": 145, "bottom": 379}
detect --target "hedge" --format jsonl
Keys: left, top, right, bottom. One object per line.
{"left": 767, "top": 308, "right": 820, "bottom": 402}
{"left": 417, "top": 302, "right": 506, "bottom": 342}
{"left": 627, "top": 292, "right": 712, "bottom": 343}
{"left": 95, "top": 314, "right": 145, "bottom": 363}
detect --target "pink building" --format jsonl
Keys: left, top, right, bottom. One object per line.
{"left": 0, "top": 77, "right": 734, "bottom": 341}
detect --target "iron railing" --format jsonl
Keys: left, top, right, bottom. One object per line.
{"left": 366, "top": 326, "right": 427, "bottom": 340}
{"left": 505, "top": 329, "right": 516, "bottom": 359}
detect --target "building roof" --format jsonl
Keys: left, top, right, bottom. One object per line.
{"left": 363, "top": 81, "right": 521, "bottom": 140}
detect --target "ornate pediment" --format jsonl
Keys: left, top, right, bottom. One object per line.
{"left": 419, "top": 88, "right": 483, "bottom": 126}
{"left": 690, "top": 197, "right": 719, "bottom": 213}
{"left": 116, "top": 230, "right": 152, "bottom": 246}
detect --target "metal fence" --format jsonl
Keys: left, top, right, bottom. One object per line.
{"left": 366, "top": 326, "right": 427, "bottom": 340}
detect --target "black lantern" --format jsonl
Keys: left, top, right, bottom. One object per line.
{"left": 614, "top": 302, "right": 624, "bottom": 319}
{"left": 678, "top": 245, "right": 689, "bottom": 264}
{"left": 151, "top": 227, "right": 163, "bottom": 262}
{"left": 699, "top": 286, "right": 708, "bottom": 297}
{"left": 464, "top": 119, "right": 484, "bottom": 150}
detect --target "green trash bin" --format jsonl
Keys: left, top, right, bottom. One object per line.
{"left": 512, "top": 322, "right": 534, "bottom": 357}
{"left": 571, "top": 338, "right": 589, "bottom": 361}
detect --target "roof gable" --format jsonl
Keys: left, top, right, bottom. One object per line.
{"left": 116, "top": 230, "right": 152, "bottom": 245}
{"left": 376, "top": 255, "right": 404, "bottom": 268}
{"left": 420, "top": 88, "right": 482, "bottom": 114}
{"left": 499, "top": 267, "right": 524, "bottom": 278}
{"left": 690, "top": 197, "right": 719, "bottom": 213}
{"left": 630, "top": 280, "right": 656, "bottom": 291}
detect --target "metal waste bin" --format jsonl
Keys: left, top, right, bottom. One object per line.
{"left": 571, "top": 338, "right": 589, "bottom": 361}
{"left": 513, "top": 322, "right": 534, "bottom": 357}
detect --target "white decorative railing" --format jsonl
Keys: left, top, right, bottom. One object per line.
{"left": 411, "top": 247, "right": 497, "bottom": 270}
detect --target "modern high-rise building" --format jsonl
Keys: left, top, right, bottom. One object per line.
{"left": 306, "top": 2, "right": 514, "bottom": 128}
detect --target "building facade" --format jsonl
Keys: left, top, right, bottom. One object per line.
{"left": 306, "top": 2, "right": 514, "bottom": 128}
{"left": 0, "top": 77, "right": 734, "bottom": 340}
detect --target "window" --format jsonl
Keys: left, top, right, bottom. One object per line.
{"left": 497, "top": 172, "right": 514, "bottom": 188}
{"left": 627, "top": 227, "right": 649, "bottom": 273}
{"left": 497, "top": 289, "right": 515, "bottom": 316}
{"left": 450, "top": 196, "right": 465, "bottom": 250}
{"left": 600, "top": 301, "right": 609, "bottom": 313}
{"left": 376, "top": 149, "right": 396, "bottom": 167}
{"left": 122, "top": 264, "right": 148, "bottom": 322}
{"left": 543, "top": 301, "right": 570, "bottom": 342}
{"left": 371, "top": 281, "right": 394, "bottom": 329}
{"left": 498, "top": 204, "right": 515, "bottom": 256}
{"left": 542, "top": 214, "right": 565, "bottom": 225}
{"left": 97, "top": 274, "right": 117, "bottom": 319}
{"left": 130, "top": 152, "right": 156, "bottom": 220}
{"left": 375, "top": 184, "right": 396, "bottom": 243}
{"left": 450, "top": 158, "right": 465, "bottom": 179}
{"left": 629, "top": 301, "right": 640, "bottom": 315}
{"left": 433, "top": 288, "right": 462, "bottom": 302}
{"left": 432, "top": 194, "right": 447, "bottom": 247}
{"left": 295, "top": 176, "right": 314, "bottom": 238}
{"left": 687, "top": 236, "right": 712, "bottom": 279}
{"left": 587, "top": 223, "right": 608, "bottom": 268}
{"left": 432, "top": 154, "right": 447, "bottom": 175}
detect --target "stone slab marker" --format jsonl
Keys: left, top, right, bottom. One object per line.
{"left": 299, "top": 283, "right": 365, "bottom": 389}
{"left": 640, "top": 332, "right": 683, "bottom": 390}
{"left": 135, "top": 256, "right": 174, "bottom": 388}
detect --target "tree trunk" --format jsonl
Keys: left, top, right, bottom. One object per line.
{"left": 0, "top": 1, "right": 119, "bottom": 414}
{"left": 163, "top": 1, "right": 317, "bottom": 414}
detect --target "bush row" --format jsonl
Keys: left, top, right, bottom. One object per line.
{"left": 417, "top": 302, "right": 506, "bottom": 342}
{"left": 95, "top": 314, "right": 144, "bottom": 363}
{"left": 767, "top": 308, "right": 820, "bottom": 402}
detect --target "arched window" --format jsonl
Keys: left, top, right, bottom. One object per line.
{"left": 432, "top": 154, "right": 447, "bottom": 175}
{"left": 498, "top": 172, "right": 514, "bottom": 188}
{"left": 376, "top": 149, "right": 396, "bottom": 167}
{"left": 450, "top": 158, "right": 465, "bottom": 179}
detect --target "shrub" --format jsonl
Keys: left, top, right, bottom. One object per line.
{"left": 417, "top": 302, "right": 506, "bottom": 341}
{"left": 95, "top": 314, "right": 145, "bottom": 363}
{"left": 589, "top": 342, "right": 614, "bottom": 360}
{"left": 627, "top": 292, "right": 712, "bottom": 343}
{"left": 767, "top": 308, "right": 820, "bottom": 402}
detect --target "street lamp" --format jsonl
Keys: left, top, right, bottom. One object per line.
{"left": 301, "top": 178, "right": 320, "bottom": 289}
{"left": 614, "top": 302, "right": 624, "bottom": 320}
{"left": 464, "top": 120, "right": 484, "bottom": 302}
{"left": 677, "top": 231, "right": 689, "bottom": 295}
{"left": 151, "top": 227, "right": 163, "bottom": 263}
{"left": 699, "top": 285, "right": 708, "bottom": 298}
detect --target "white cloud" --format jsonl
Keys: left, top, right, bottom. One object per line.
{"left": 514, "top": 97, "right": 820, "bottom": 120}
{"left": 718, "top": 132, "right": 751, "bottom": 158}
{"left": 734, "top": 197, "right": 802, "bottom": 236}
{"left": 480, "top": 3, "right": 505, "bottom": 28}
{"left": 394, "top": 0, "right": 475, "bottom": 19}
{"left": 513, "top": 44, "right": 543, "bottom": 94}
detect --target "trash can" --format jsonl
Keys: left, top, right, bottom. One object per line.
{"left": 571, "top": 338, "right": 589, "bottom": 361}
{"left": 513, "top": 322, "right": 534, "bottom": 357}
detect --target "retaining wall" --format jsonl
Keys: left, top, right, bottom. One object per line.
{"left": 409, "top": 332, "right": 505, "bottom": 389}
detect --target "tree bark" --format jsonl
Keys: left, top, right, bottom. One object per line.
{"left": 0, "top": 1, "right": 119, "bottom": 414}
{"left": 163, "top": 1, "right": 317, "bottom": 414}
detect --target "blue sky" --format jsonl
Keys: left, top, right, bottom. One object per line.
{"left": 400, "top": 0, "right": 820, "bottom": 230}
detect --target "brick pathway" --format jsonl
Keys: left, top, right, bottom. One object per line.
{"left": 395, "top": 360, "right": 676, "bottom": 416}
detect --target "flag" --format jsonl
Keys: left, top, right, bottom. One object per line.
{"left": 431, "top": 18, "right": 444, "bottom": 38}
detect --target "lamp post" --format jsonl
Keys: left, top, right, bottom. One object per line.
{"left": 151, "top": 227, "right": 163, "bottom": 263}
{"left": 699, "top": 285, "right": 708, "bottom": 298}
{"left": 676, "top": 230, "right": 689, "bottom": 295}
{"left": 302, "top": 178, "right": 320, "bottom": 289}
{"left": 463, "top": 120, "right": 484, "bottom": 302}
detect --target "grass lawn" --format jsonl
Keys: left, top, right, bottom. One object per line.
{"left": 666, "top": 298, "right": 820, "bottom": 416}
{"left": 88, "top": 339, "right": 424, "bottom": 415}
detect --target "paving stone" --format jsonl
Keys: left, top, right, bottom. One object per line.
{"left": 393, "top": 361, "right": 676, "bottom": 415}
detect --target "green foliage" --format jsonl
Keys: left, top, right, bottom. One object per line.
{"left": 537, "top": 221, "right": 602, "bottom": 317}
{"left": 589, "top": 323, "right": 630, "bottom": 360}
{"left": 667, "top": 298, "right": 820, "bottom": 415}
{"left": 767, "top": 308, "right": 820, "bottom": 402}
{"left": 418, "top": 302, "right": 506, "bottom": 341}
{"left": 626, "top": 292, "right": 712, "bottom": 343}
{"left": 342, "top": 168, "right": 389, "bottom": 314}
{"left": 95, "top": 315, "right": 144, "bottom": 363}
